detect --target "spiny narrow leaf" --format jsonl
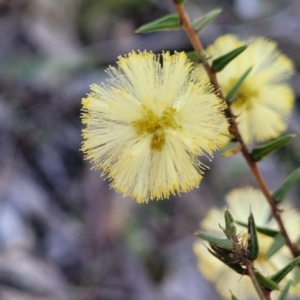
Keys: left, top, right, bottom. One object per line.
{"left": 192, "top": 8, "right": 222, "bottom": 34}
{"left": 225, "top": 67, "right": 252, "bottom": 103}
{"left": 195, "top": 232, "right": 234, "bottom": 250}
{"left": 293, "top": 266, "right": 300, "bottom": 287}
{"left": 251, "top": 134, "right": 295, "bottom": 162}
{"left": 211, "top": 45, "right": 247, "bottom": 72}
{"left": 136, "top": 14, "right": 181, "bottom": 33}
{"left": 220, "top": 141, "right": 242, "bottom": 157}
{"left": 247, "top": 212, "right": 259, "bottom": 260}
{"left": 269, "top": 256, "right": 300, "bottom": 284}
{"left": 265, "top": 233, "right": 285, "bottom": 259}
{"left": 255, "top": 272, "right": 279, "bottom": 291}
{"left": 273, "top": 168, "right": 300, "bottom": 203}
{"left": 230, "top": 291, "right": 239, "bottom": 300}
{"left": 236, "top": 221, "right": 279, "bottom": 238}
{"left": 210, "top": 244, "right": 237, "bottom": 260}
{"left": 209, "top": 246, "right": 245, "bottom": 275}
{"left": 224, "top": 209, "right": 236, "bottom": 238}
{"left": 277, "top": 280, "right": 292, "bottom": 300}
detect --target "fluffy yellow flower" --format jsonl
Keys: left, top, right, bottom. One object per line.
{"left": 204, "top": 35, "right": 294, "bottom": 144}
{"left": 81, "top": 51, "right": 228, "bottom": 203}
{"left": 194, "top": 187, "right": 299, "bottom": 299}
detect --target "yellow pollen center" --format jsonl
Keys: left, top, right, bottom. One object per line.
{"left": 132, "top": 106, "right": 179, "bottom": 151}
{"left": 226, "top": 79, "right": 258, "bottom": 110}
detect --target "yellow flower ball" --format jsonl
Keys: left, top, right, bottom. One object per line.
{"left": 204, "top": 35, "right": 294, "bottom": 144}
{"left": 81, "top": 51, "right": 228, "bottom": 202}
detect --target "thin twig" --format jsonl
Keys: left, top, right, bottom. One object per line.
{"left": 172, "top": 0, "right": 298, "bottom": 258}
{"left": 246, "top": 265, "right": 266, "bottom": 300}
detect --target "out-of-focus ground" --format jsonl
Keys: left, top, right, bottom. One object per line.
{"left": 0, "top": 0, "right": 299, "bottom": 299}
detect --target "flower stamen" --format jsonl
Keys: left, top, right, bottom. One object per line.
{"left": 132, "top": 106, "right": 180, "bottom": 151}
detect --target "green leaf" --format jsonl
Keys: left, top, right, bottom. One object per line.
{"left": 211, "top": 45, "right": 247, "bottom": 72}
{"left": 247, "top": 212, "right": 259, "bottom": 260}
{"left": 269, "top": 256, "right": 300, "bottom": 284}
{"left": 251, "top": 134, "right": 295, "bottom": 162}
{"left": 273, "top": 168, "right": 300, "bottom": 203}
{"left": 224, "top": 209, "right": 237, "bottom": 238}
{"left": 220, "top": 141, "right": 242, "bottom": 157}
{"left": 174, "top": 0, "right": 186, "bottom": 4}
{"left": 195, "top": 232, "right": 234, "bottom": 250}
{"left": 265, "top": 233, "right": 285, "bottom": 259}
{"left": 192, "top": 8, "right": 222, "bottom": 34}
{"left": 255, "top": 272, "right": 279, "bottom": 291}
{"left": 293, "top": 266, "right": 300, "bottom": 286}
{"left": 236, "top": 221, "right": 279, "bottom": 238}
{"left": 208, "top": 245, "right": 245, "bottom": 275}
{"left": 225, "top": 67, "right": 252, "bottom": 103}
{"left": 136, "top": 14, "right": 181, "bottom": 33}
{"left": 185, "top": 51, "right": 198, "bottom": 62}
{"left": 277, "top": 280, "right": 292, "bottom": 300}
{"left": 230, "top": 292, "right": 239, "bottom": 300}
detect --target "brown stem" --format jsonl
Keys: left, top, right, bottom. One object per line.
{"left": 172, "top": 0, "right": 223, "bottom": 98}
{"left": 173, "top": 0, "right": 298, "bottom": 258}
{"left": 262, "top": 289, "right": 272, "bottom": 300}
{"left": 240, "top": 146, "right": 298, "bottom": 258}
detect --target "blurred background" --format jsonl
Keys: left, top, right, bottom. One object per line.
{"left": 0, "top": 0, "right": 299, "bottom": 299}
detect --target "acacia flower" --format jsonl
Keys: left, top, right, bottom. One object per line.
{"left": 203, "top": 35, "right": 294, "bottom": 144}
{"left": 81, "top": 51, "right": 228, "bottom": 203}
{"left": 194, "top": 187, "right": 299, "bottom": 299}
